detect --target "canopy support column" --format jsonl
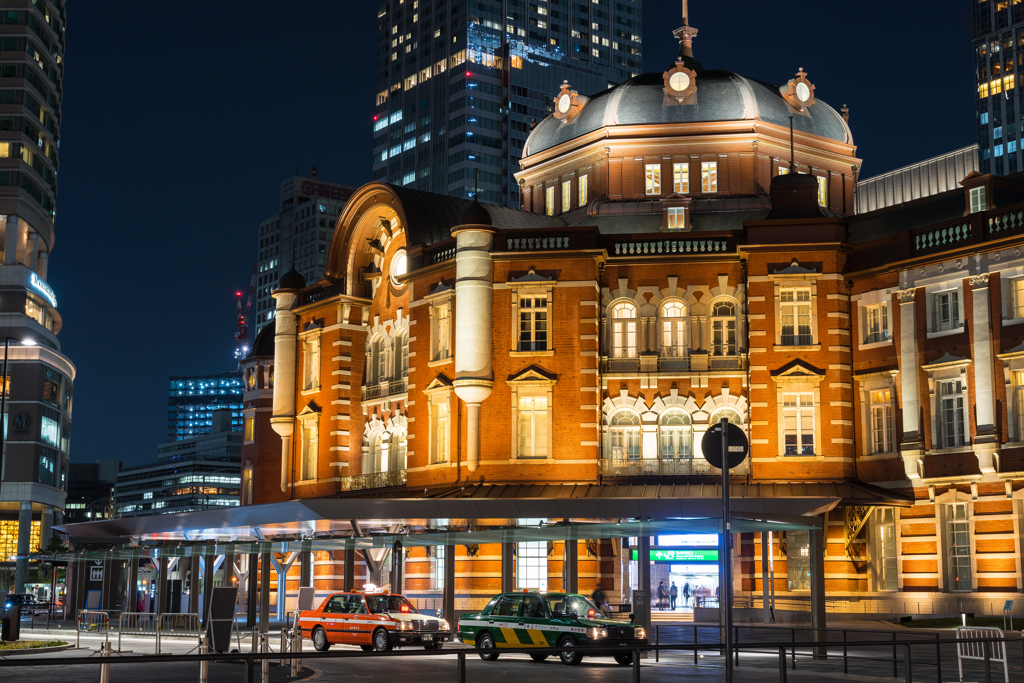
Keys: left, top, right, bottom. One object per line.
{"left": 443, "top": 544, "right": 455, "bottom": 624}
{"left": 809, "top": 516, "right": 827, "bottom": 658}
{"left": 501, "top": 542, "right": 514, "bottom": 594}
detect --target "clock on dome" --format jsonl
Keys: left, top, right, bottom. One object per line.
{"left": 782, "top": 68, "right": 816, "bottom": 111}
{"left": 552, "top": 81, "right": 585, "bottom": 122}
{"left": 663, "top": 60, "right": 697, "bottom": 104}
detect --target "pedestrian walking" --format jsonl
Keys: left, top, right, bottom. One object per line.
{"left": 669, "top": 582, "right": 678, "bottom": 610}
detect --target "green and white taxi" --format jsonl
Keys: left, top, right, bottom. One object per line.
{"left": 457, "top": 592, "right": 647, "bottom": 666}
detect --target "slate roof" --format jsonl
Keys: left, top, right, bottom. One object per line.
{"left": 525, "top": 70, "right": 852, "bottom": 157}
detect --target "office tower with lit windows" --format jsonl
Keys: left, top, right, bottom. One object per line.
{"left": 0, "top": 0, "right": 70, "bottom": 593}
{"left": 254, "top": 173, "right": 355, "bottom": 336}
{"left": 973, "top": 0, "right": 1024, "bottom": 175}
{"left": 167, "top": 372, "right": 244, "bottom": 441}
{"left": 372, "top": 0, "right": 642, "bottom": 207}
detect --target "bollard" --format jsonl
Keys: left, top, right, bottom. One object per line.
{"left": 291, "top": 626, "right": 301, "bottom": 677}
{"left": 199, "top": 635, "right": 209, "bottom": 683}
{"left": 99, "top": 640, "right": 111, "bottom": 683}
{"left": 156, "top": 620, "right": 162, "bottom": 655}
{"left": 456, "top": 650, "right": 466, "bottom": 683}
{"left": 279, "top": 628, "right": 288, "bottom": 666}
{"left": 261, "top": 632, "right": 269, "bottom": 683}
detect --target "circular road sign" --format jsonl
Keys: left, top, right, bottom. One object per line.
{"left": 701, "top": 421, "right": 750, "bottom": 471}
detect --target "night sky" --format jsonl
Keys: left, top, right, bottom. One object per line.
{"left": 53, "top": 0, "right": 976, "bottom": 467}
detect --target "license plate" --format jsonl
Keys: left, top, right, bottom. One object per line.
{"left": 423, "top": 634, "right": 433, "bottom": 642}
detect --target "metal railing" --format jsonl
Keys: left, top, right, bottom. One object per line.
{"left": 76, "top": 610, "right": 109, "bottom": 648}
{"left": 599, "top": 456, "right": 750, "bottom": 478}
{"left": 658, "top": 355, "right": 690, "bottom": 372}
{"left": 603, "top": 357, "right": 640, "bottom": 373}
{"left": 117, "top": 612, "right": 201, "bottom": 653}
{"left": 338, "top": 468, "right": 407, "bottom": 492}
{"left": 5, "top": 632, "right": 1021, "bottom": 683}
{"left": 709, "top": 355, "right": 742, "bottom": 370}
{"left": 612, "top": 237, "right": 731, "bottom": 255}
{"left": 361, "top": 378, "right": 408, "bottom": 402}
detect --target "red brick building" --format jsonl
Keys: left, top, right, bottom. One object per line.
{"left": 239, "top": 35, "right": 1024, "bottom": 618}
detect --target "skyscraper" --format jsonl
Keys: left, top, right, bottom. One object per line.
{"left": 167, "top": 372, "right": 243, "bottom": 441}
{"left": 973, "top": 1, "right": 1024, "bottom": 175}
{"left": 0, "top": 0, "right": 70, "bottom": 592}
{"left": 372, "top": 0, "right": 642, "bottom": 207}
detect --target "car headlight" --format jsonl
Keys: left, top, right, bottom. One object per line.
{"left": 634, "top": 627, "right": 646, "bottom": 640}
{"left": 438, "top": 619, "right": 450, "bottom": 631}
{"left": 586, "top": 627, "right": 608, "bottom": 639}
{"left": 399, "top": 622, "right": 414, "bottom": 631}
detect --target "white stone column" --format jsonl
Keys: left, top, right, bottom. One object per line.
{"left": 271, "top": 288, "right": 299, "bottom": 492}
{"left": 26, "top": 231, "right": 38, "bottom": 272}
{"left": 971, "top": 273, "right": 998, "bottom": 473}
{"left": 3, "top": 215, "right": 19, "bottom": 265}
{"left": 897, "top": 288, "right": 923, "bottom": 480}
{"left": 452, "top": 218, "right": 495, "bottom": 473}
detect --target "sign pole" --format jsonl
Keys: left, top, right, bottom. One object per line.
{"left": 720, "top": 417, "right": 733, "bottom": 683}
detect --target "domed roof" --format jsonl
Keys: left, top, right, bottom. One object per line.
{"left": 524, "top": 70, "right": 852, "bottom": 157}
{"left": 278, "top": 266, "right": 306, "bottom": 291}
{"left": 457, "top": 199, "right": 493, "bottom": 229}
{"left": 245, "top": 320, "right": 275, "bottom": 359}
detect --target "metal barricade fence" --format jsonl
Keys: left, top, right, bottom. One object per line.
{"left": 117, "top": 612, "right": 201, "bottom": 653}
{"left": 957, "top": 626, "right": 1010, "bottom": 683}
{"left": 75, "top": 610, "right": 109, "bottom": 649}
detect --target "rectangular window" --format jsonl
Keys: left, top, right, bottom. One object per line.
{"left": 938, "top": 379, "right": 965, "bottom": 448}
{"left": 780, "top": 288, "right": 812, "bottom": 346}
{"left": 516, "top": 541, "right": 548, "bottom": 591}
{"left": 562, "top": 180, "right": 571, "bottom": 212}
{"left": 817, "top": 176, "right": 828, "bottom": 207}
{"left": 244, "top": 416, "right": 255, "bottom": 443}
{"left": 300, "top": 421, "right": 317, "bottom": 480}
{"left": 302, "top": 338, "right": 320, "bottom": 391}
{"left": 433, "top": 402, "right": 449, "bottom": 464}
{"left": 933, "top": 290, "right": 960, "bottom": 331}
{"left": 777, "top": 166, "right": 790, "bottom": 176}
{"left": 40, "top": 408, "right": 58, "bottom": 448}
{"left": 666, "top": 206, "right": 685, "bottom": 230}
{"left": 38, "top": 451, "right": 54, "bottom": 487}
{"left": 876, "top": 508, "right": 897, "bottom": 591}
{"left": 701, "top": 161, "right": 718, "bottom": 192}
{"left": 645, "top": 164, "right": 661, "bottom": 195}
{"left": 431, "top": 546, "right": 445, "bottom": 590}
{"left": 673, "top": 163, "right": 689, "bottom": 193}
{"left": 1015, "top": 371, "right": 1024, "bottom": 440}
{"left": 786, "top": 530, "right": 810, "bottom": 590}
{"left": 545, "top": 186, "right": 554, "bottom": 215}
{"left": 518, "top": 396, "right": 548, "bottom": 458}
{"left": 947, "top": 503, "right": 971, "bottom": 590}
{"left": 434, "top": 303, "right": 451, "bottom": 361}
{"left": 864, "top": 303, "right": 889, "bottom": 344}
{"left": 518, "top": 296, "right": 548, "bottom": 351}
{"left": 42, "top": 368, "right": 60, "bottom": 406}
{"left": 578, "top": 174, "right": 588, "bottom": 206}
{"left": 869, "top": 389, "right": 893, "bottom": 454}
{"left": 783, "top": 393, "right": 815, "bottom": 456}
{"left": 970, "top": 186, "right": 987, "bottom": 213}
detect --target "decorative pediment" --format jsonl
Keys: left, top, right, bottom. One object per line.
{"left": 303, "top": 318, "right": 324, "bottom": 333}
{"left": 922, "top": 353, "right": 971, "bottom": 371}
{"left": 508, "top": 364, "right": 558, "bottom": 385}
{"left": 773, "top": 259, "right": 817, "bottom": 275}
{"left": 424, "top": 373, "right": 454, "bottom": 393}
{"left": 771, "top": 359, "right": 826, "bottom": 383}
{"left": 998, "top": 339, "right": 1024, "bottom": 359}
{"left": 298, "top": 400, "right": 322, "bottom": 417}
{"left": 510, "top": 269, "right": 557, "bottom": 285}
{"left": 428, "top": 281, "right": 453, "bottom": 296}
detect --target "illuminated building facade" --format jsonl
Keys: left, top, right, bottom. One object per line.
{"left": 372, "top": 0, "right": 642, "bottom": 208}
{"left": 167, "top": 371, "right": 244, "bottom": 441}
{"left": 974, "top": 0, "right": 1024, "bottom": 175}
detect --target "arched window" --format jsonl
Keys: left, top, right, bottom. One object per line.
{"left": 372, "top": 338, "right": 388, "bottom": 383}
{"left": 660, "top": 301, "right": 687, "bottom": 357}
{"left": 711, "top": 301, "right": 737, "bottom": 356}
{"left": 609, "top": 411, "right": 641, "bottom": 460}
{"left": 396, "top": 331, "right": 409, "bottom": 377}
{"left": 709, "top": 407, "right": 744, "bottom": 426}
{"left": 659, "top": 409, "right": 692, "bottom": 459}
{"left": 390, "top": 431, "right": 407, "bottom": 471}
{"left": 611, "top": 302, "right": 638, "bottom": 358}
{"left": 372, "top": 432, "right": 385, "bottom": 473}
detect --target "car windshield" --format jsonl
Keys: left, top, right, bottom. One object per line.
{"left": 365, "top": 595, "right": 418, "bottom": 614}
{"left": 545, "top": 595, "right": 605, "bottom": 619}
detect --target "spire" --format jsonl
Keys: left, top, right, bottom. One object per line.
{"left": 672, "top": 0, "right": 699, "bottom": 68}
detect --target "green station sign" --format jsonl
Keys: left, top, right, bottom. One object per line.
{"left": 631, "top": 548, "right": 719, "bottom": 562}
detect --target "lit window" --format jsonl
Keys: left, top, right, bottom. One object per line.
{"left": 869, "top": 389, "right": 893, "bottom": 454}
{"left": 996, "top": 144, "right": 1005, "bottom": 157}
{"left": 390, "top": 431, "right": 407, "bottom": 471}
{"left": 979, "top": 82, "right": 990, "bottom": 98}
{"left": 645, "top": 164, "right": 661, "bottom": 195}
{"left": 947, "top": 503, "right": 971, "bottom": 590}
{"left": 578, "top": 174, "right": 588, "bottom": 206}
{"left": 666, "top": 206, "right": 685, "bottom": 229}
{"left": 863, "top": 303, "right": 889, "bottom": 344}
{"left": 780, "top": 288, "right": 812, "bottom": 346}
{"left": 244, "top": 416, "right": 255, "bottom": 443}
{"left": 777, "top": 166, "right": 790, "bottom": 176}
{"left": 933, "top": 291, "right": 960, "bottom": 332}
{"left": 302, "top": 337, "right": 320, "bottom": 392}
{"left": 546, "top": 186, "right": 555, "bottom": 216}
{"left": 817, "top": 176, "right": 828, "bottom": 207}
{"left": 660, "top": 301, "right": 687, "bottom": 358}
{"left": 938, "top": 379, "right": 965, "bottom": 448}
{"left": 432, "top": 302, "right": 452, "bottom": 361}
{"left": 659, "top": 409, "right": 692, "bottom": 459}
{"left": 786, "top": 530, "right": 810, "bottom": 590}
{"left": 783, "top": 393, "right": 814, "bottom": 455}
{"left": 969, "top": 186, "right": 987, "bottom": 213}
{"left": 611, "top": 302, "right": 637, "bottom": 358}
{"left": 432, "top": 401, "right": 450, "bottom": 464}
{"left": 516, "top": 542, "right": 547, "bottom": 591}
{"left": 873, "top": 507, "right": 897, "bottom": 590}
{"left": 390, "top": 249, "right": 408, "bottom": 286}
{"left": 562, "top": 180, "right": 571, "bottom": 212}
{"left": 1015, "top": 371, "right": 1024, "bottom": 440}
{"left": 517, "top": 396, "right": 548, "bottom": 458}
{"left": 518, "top": 296, "right": 548, "bottom": 352}
{"left": 432, "top": 546, "right": 445, "bottom": 590}
{"left": 609, "top": 411, "right": 641, "bottom": 460}
{"left": 711, "top": 301, "right": 737, "bottom": 356}
{"left": 673, "top": 163, "right": 689, "bottom": 193}
{"left": 300, "top": 417, "right": 318, "bottom": 481}
{"left": 701, "top": 162, "right": 717, "bottom": 192}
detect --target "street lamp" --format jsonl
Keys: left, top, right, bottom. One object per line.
{"left": 0, "top": 337, "right": 35, "bottom": 481}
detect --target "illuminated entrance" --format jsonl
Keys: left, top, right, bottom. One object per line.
{"left": 628, "top": 534, "right": 720, "bottom": 610}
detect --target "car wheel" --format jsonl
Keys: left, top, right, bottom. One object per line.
{"left": 311, "top": 627, "right": 330, "bottom": 652}
{"left": 614, "top": 652, "right": 633, "bottom": 666}
{"left": 558, "top": 635, "right": 582, "bottom": 666}
{"left": 373, "top": 628, "right": 393, "bottom": 652}
{"left": 530, "top": 653, "right": 549, "bottom": 662}
{"left": 424, "top": 642, "right": 444, "bottom": 650}
{"left": 477, "top": 632, "right": 500, "bottom": 661}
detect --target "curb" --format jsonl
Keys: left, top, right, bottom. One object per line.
{"left": 0, "top": 643, "right": 74, "bottom": 657}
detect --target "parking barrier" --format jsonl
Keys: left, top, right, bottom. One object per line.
{"left": 957, "top": 626, "right": 1008, "bottom": 683}
{"left": 117, "top": 612, "right": 200, "bottom": 653}
{"left": 75, "top": 610, "right": 109, "bottom": 649}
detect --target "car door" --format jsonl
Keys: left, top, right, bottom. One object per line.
{"left": 345, "top": 595, "right": 371, "bottom": 646}
{"left": 517, "top": 594, "right": 552, "bottom": 648}
{"left": 491, "top": 594, "right": 524, "bottom": 649}
{"left": 320, "top": 595, "right": 347, "bottom": 645}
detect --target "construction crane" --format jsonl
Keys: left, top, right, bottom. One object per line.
{"left": 235, "top": 265, "right": 257, "bottom": 361}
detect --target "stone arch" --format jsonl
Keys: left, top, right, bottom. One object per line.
{"left": 325, "top": 183, "right": 408, "bottom": 298}
{"left": 700, "top": 390, "right": 749, "bottom": 424}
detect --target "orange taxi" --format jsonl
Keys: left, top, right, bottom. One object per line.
{"left": 299, "top": 588, "right": 452, "bottom": 652}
